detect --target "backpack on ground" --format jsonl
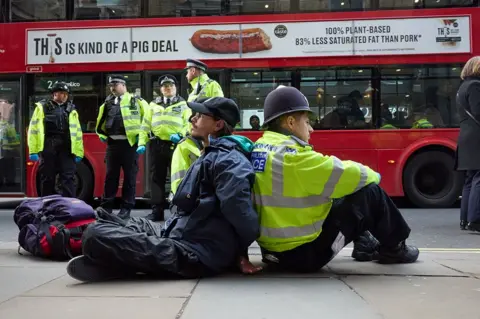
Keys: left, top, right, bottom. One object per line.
{"left": 13, "top": 195, "right": 97, "bottom": 260}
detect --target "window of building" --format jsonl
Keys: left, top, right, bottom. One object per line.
{"left": 10, "top": 0, "right": 66, "bottom": 21}
{"left": 300, "top": 68, "right": 373, "bottom": 130}
{"left": 379, "top": 65, "right": 462, "bottom": 129}
{"left": 73, "top": 0, "right": 141, "bottom": 20}
{"left": 230, "top": 70, "right": 292, "bottom": 130}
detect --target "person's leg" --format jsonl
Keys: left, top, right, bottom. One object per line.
{"left": 460, "top": 170, "right": 473, "bottom": 230}
{"left": 100, "top": 140, "right": 122, "bottom": 214}
{"left": 38, "top": 139, "right": 57, "bottom": 196}
{"left": 117, "top": 141, "right": 138, "bottom": 219}
{"left": 467, "top": 170, "right": 480, "bottom": 231}
{"left": 146, "top": 140, "right": 171, "bottom": 221}
{"left": 58, "top": 147, "right": 76, "bottom": 198}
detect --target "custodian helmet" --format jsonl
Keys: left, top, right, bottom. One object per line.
{"left": 263, "top": 86, "right": 312, "bottom": 125}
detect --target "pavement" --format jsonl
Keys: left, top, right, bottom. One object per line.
{"left": 1, "top": 207, "right": 480, "bottom": 319}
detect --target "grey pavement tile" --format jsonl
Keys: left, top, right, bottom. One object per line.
{"left": 434, "top": 259, "right": 480, "bottom": 277}
{"left": 0, "top": 296, "right": 186, "bottom": 319}
{"left": 328, "top": 255, "right": 466, "bottom": 277}
{"left": 343, "top": 276, "right": 480, "bottom": 319}
{"left": 0, "top": 267, "right": 65, "bottom": 304}
{"left": 0, "top": 249, "right": 67, "bottom": 268}
{"left": 24, "top": 275, "right": 198, "bottom": 298}
{"left": 180, "top": 277, "right": 382, "bottom": 319}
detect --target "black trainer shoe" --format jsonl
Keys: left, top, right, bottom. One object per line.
{"left": 117, "top": 208, "right": 131, "bottom": 219}
{"left": 467, "top": 222, "right": 480, "bottom": 232}
{"left": 378, "top": 241, "right": 419, "bottom": 264}
{"left": 351, "top": 231, "right": 380, "bottom": 262}
{"left": 67, "top": 255, "right": 127, "bottom": 282}
{"left": 461, "top": 220, "right": 468, "bottom": 231}
{"left": 145, "top": 206, "right": 164, "bottom": 221}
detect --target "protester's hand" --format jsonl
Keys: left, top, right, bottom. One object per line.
{"left": 75, "top": 156, "right": 82, "bottom": 163}
{"left": 29, "top": 154, "right": 39, "bottom": 162}
{"left": 238, "top": 256, "right": 263, "bottom": 275}
{"left": 136, "top": 145, "right": 146, "bottom": 155}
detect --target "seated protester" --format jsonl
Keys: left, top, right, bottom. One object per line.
{"left": 66, "top": 97, "right": 260, "bottom": 282}
{"left": 252, "top": 86, "right": 419, "bottom": 273}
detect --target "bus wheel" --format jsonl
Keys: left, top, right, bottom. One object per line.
{"left": 403, "top": 151, "right": 463, "bottom": 208}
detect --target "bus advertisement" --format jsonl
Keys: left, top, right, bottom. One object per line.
{"left": 0, "top": 3, "right": 477, "bottom": 208}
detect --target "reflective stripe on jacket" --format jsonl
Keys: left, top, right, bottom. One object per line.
{"left": 0, "top": 121, "right": 20, "bottom": 150}
{"left": 187, "top": 74, "right": 224, "bottom": 102}
{"left": 170, "top": 135, "right": 202, "bottom": 195}
{"left": 95, "top": 92, "right": 147, "bottom": 146}
{"left": 412, "top": 118, "right": 433, "bottom": 129}
{"left": 251, "top": 131, "right": 380, "bottom": 253}
{"left": 139, "top": 97, "right": 190, "bottom": 145}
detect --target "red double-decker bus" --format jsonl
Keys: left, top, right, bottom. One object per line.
{"left": 0, "top": 1, "right": 476, "bottom": 208}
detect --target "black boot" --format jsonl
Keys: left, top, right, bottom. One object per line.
{"left": 378, "top": 241, "right": 419, "bottom": 264}
{"left": 460, "top": 220, "right": 468, "bottom": 230}
{"left": 145, "top": 205, "right": 164, "bottom": 221}
{"left": 352, "top": 231, "right": 380, "bottom": 262}
{"left": 468, "top": 222, "right": 480, "bottom": 232}
{"left": 117, "top": 208, "right": 131, "bottom": 219}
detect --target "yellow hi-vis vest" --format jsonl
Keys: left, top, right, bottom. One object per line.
{"left": 187, "top": 74, "right": 224, "bottom": 102}
{"left": 27, "top": 102, "right": 84, "bottom": 158}
{"left": 0, "top": 120, "right": 20, "bottom": 151}
{"left": 139, "top": 97, "right": 191, "bottom": 146}
{"left": 95, "top": 92, "right": 147, "bottom": 147}
{"left": 412, "top": 118, "right": 433, "bottom": 129}
{"left": 170, "top": 135, "right": 202, "bottom": 195}
{"left": 251, "top": 131, "right": 380, "bottom": 253}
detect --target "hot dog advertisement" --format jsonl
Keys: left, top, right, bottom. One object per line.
{"left": 26, "top": 16, "right": 470, "bottom": 65}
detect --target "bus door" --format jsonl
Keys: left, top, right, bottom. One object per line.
{"left": 0, "top": 75, "right": 25, "bottom": 196}
{"left": 142, "top": 69, "right": 224, "bottom": 198}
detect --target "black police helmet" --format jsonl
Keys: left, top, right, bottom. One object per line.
{"left": 50, "top": 81, "right": 70, "bottom": 94}
{"left": 263, "top": 86, "right": 312, "bottom": 125}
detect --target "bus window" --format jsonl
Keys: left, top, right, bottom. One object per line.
{"left": 10, "top": 0, "right": 66, "bottom": 21}
{"left": 300, "top": 68, "right": 373, "bottom": 130}
{"left": 230, "top": 70, "right": 292, "bottom": 130}
{"left": 73, "top": 0, "right": 141, "bottom": 20}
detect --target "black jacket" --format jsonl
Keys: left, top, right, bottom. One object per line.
{"left": 455, "top": 76, "right": 480, "bottom": 170}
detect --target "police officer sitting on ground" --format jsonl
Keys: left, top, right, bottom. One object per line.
{"left": 95, "top": 75, "right": 148, "bottom": 219}
{"left": 28, "top": 82, "right": 83, "bottom": 198}
{"left": 251, "top": 86, "right": 419, "bottom": 273}
{"left": 66, "top": 97, "right": 260, "bottom": 282}
{"left": 185, "top": 59, "right": 224, "bottom": 102}
{"left": 138, "top": 74, "right": 191, "bottom": 221}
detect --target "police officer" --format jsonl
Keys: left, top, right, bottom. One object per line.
{"left": 137, "top": 74, "right": 190, "bottom": 221}
{"left": 27, "top": 82, "right": 84, "bottom": 198}
{"left": 185, "top": 59, "right": 224, "bottom": 102}
{"left": 251, "top": 86, "right": 419, "bottom": 273}
{"left": 96, "top": 75, "right": 148, "bottom": 219}
{"left": 0, "top": 95, "right": 20, "bottom": 189}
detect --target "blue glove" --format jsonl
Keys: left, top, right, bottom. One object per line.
{"left": 100, "top": 137, "right": 107, "bottom": 143}
{"left": 377, "top": 173, "right": 381, "bottom": 183}
{"left": 75, "top": 157, "right": 82, "bottom": 163}
{"left": 170, "top": 133, "right": 182, "bottom": 144}
{"left": 29, "top": 154, "right": 39, "bottom": 162}
{"left": 136, "top": 146, "right": 146, "bottom": 154}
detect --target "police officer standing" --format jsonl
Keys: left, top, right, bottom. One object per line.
{"left": 96, "top": 75, "right": 148, "bottom": 219}
{"left": 138, "top": 74, "right": 191, "bottom": 221}
{"left": 185, "top": 59, "right": 224, "bottom": 102}
{"left": 27, "top": 82, "right": 84, "bottom": 198}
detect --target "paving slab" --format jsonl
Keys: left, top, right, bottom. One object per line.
{"left": 328, "top": 255, "right": 466, "bottom": 277}
{"left": 0, "top": 249, "right": 67, "bottom": 268}
{"left": 24, "top": 275, "right": 198, "bottom": 297}
{"left": 434, "top": 259, "right": 480, "bottom": 277}
{"left": 343, "top": 276, "right": 480, "bottom": 319}
{"left": 180, "top": 277, "right": 382, "bottom": 319}
{"left": 0, "top": 296, "right": 186, "bottom": 319}
{"left": 0, "top": 267, "right": 64, "bottom": 303}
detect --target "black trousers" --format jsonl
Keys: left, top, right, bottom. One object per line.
{"left": 149, "top": 139, "right": 174, "bottom": 208}
{"left": 101, "top": 139, "right": 138, "bottom": 211}
{"left": 82, "top": 211, "right": 213, "bottom": 278}
{"left": 460, "top": 170, "right": 480, "bottom": 223}
{"left": 269, "top": 184, "right": 411, "bottom": 273}
{"left": 39, "top": 136, "right": 76, "bottom": 198}
{"left": 0, "top": 150, "right": 16, "bottom": 185}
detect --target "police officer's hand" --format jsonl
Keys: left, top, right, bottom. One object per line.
{"left": 99, "top": 137, "right": 107, "bottom": 143}
{"left": 29, "top": 154, "right": 39, "bottom": 162}
{"left": 170, "top": 133, "right": 182, "bottom": 144}
{"left": 75, "top": 157, "right": 82, "bottom": 163}
{"left": 136, "top": 146, "right": 146, "bottom": 155}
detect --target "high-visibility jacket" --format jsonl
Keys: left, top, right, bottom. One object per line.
{"left": 139, "top": 96, "right": 191, "bottom": 146}
{"left": 170, "top": 135, "right": 203, "bottom": 195}
{"left": 187, "top": 74, "right": 224, "bottom": 102}
{"left": 412, "top": 118, "right": 433, "bottom": 129}
{"left": 251, "top": 131, "right": 380, "bottom": 253}
{"left": 380, "top": 124, "right": 397, "bottom": 129}
{"left": 0, "top": 120, "right": 20, "bottom": 151}
{"left": 95, "top": 92, "right": 147, "bottom": 147}
{"left": 27, "top": 101, "right": 84, "bottom": 158}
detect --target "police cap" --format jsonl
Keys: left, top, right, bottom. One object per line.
{"left": 108, "top": 75, "right": 127, "bottom": 85}
{"left": 185, "top": 59, "right": 207, "bottom": 72}
{"left": 188, "top": 97, "right": 240, "bottom": 127}
{"left": 158, "top": 74, "right": 178, "bottom": 86}
{"left": 263, "top": 86, "right": 312, "bottom": 125}
{"left": 50, "top": 81, "right": 70, "bottom": 94}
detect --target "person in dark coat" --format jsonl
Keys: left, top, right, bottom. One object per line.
{"left": 66, "top": 97, "right": 261, "bottom": 282}
{"left": 455, "top": 56, "right": 480, "bottom": 231}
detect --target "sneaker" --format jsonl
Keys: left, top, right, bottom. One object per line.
{"left": 351, "top": 231, "right": 380, "bottom": 262}
{"left": 378, "top": 241, "right": 420, "bottom": 264}
{"left": 460, "top": 220, "right": 468, "bottom": 231}
{"left": 67, "top": 255, "right": 126, "bottom": 282}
